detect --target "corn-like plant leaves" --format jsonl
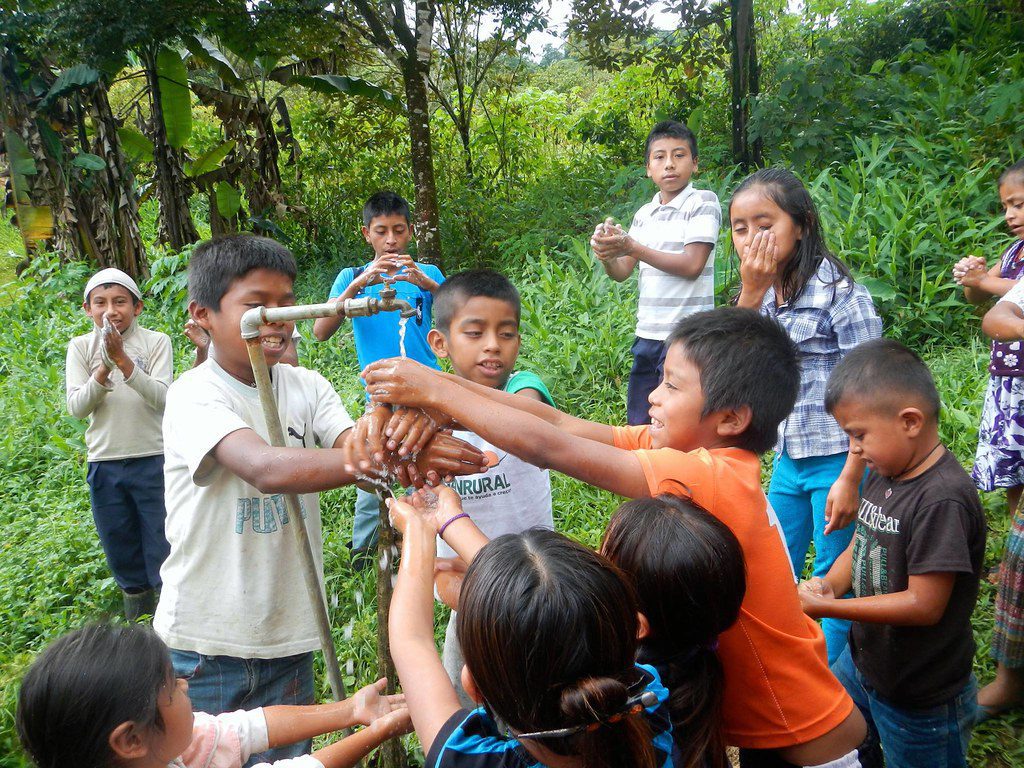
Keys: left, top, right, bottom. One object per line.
{"left": 186, "top": 140, "right": 236, "bottom": 178}
{"left": 71, "top": 152, "right": 106, "bottom": 171}
{"left": 215, "top": 181, "right": 242, "bottom": 218}
{"left": 40, "top": 64, "right": 100, "bottom": 108}
{"left": 156, "top": 47, "right": 192, "bottom": 149}
{"left": 117, "top": 127, "right": 155, "bottom": 162}
{"left": 292, "top": 75, "right": 405, "bottom": 114}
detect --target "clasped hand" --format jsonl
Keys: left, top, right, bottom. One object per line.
{"left": 797, "top": 577, "right": 836, "bottom": 618}
{"left": 951, "top": 255, "right": 987, "bottom": 287}
{"left": 590, "top": 218, "right": 633, "bottom": 261}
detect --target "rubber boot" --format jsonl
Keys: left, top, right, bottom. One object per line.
{"left": 123, "top": 588, "right": 157, "bottom": 623}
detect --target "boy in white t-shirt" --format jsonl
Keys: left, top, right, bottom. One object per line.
{"left": 155, "top": 235, "right": 485, "bottom": 764}
{"left": 591, "top": 119, "right": 722, "bottom": 425}
{"left": 419, "top": 270, "right": 555, "bottom": 704}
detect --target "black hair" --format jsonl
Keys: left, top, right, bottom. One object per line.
{"left": 824, "top": 338, "right": 940, "bottom": 418}
{"left": 729, "top": 168, "right": 856, "bottom": 305}
{"left": 86, "top": 282, "right": 141, "bottom": 306}
{"left": 188, "top": 234, "right": 297, "bottom": 311}
{"left": 1000, "top": 159, "right": 1024, "bottom": 188}
{"left": 458, "top": 530, "right": 655, "bottom": 768}
{"left": 432, "top": 269, "right": 521, "bottom": 334}
{"left": 645, "top": 120, "right": 698, "bottom": 161}
{"left": 16, "top": 623, "right": 172, "bottom": 768}
{"left": 602, "top": 495, "right": 746, "bottom": 768}
{"left": 665, "top": 307, "right": 800, "bottom": 454}
{"left": 362, "top": 191, "right": 412, "bottom": 226}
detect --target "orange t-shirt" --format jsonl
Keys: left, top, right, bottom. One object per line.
{"left": 613, "top": 426, "right": 853, "bottom": 749}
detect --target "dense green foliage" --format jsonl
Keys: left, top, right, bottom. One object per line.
{"left": 2, "top": 0, "right": 1024, "bottom": 766}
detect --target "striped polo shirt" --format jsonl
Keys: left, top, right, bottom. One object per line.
{"left": 629, "top": 184, "right": 722, "bottom": 340}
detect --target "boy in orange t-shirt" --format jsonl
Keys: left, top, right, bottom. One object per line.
{"left": 362, "top": 308, "right": 877, "bottom": 767}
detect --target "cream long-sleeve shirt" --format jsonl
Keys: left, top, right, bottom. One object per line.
{"left": 65, "top": 321, "right": 173, "bottom": 461}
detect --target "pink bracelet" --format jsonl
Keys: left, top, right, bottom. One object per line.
{"left": 438, "top": 512, "right": 470, "bottom": 537}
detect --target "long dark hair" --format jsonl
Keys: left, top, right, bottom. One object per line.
{"left": 601, "top": 496, "right": 746, "bottom": 768}
{"left": 730, "top": 167, "right": 855, "bottom": 304}
{"left": 457, "top": 529, "right": 655, "bottom": 768}
{"left": 16, "top": 623, "right": 172, "bottom": 768}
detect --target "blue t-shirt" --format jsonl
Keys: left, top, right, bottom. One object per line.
{"left": 327, "top": 260, "right": 445, "bottom": 371}
{"left": 425, "top": 664, "right": 674, "bottom": 768}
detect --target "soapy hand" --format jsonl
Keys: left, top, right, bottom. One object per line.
{"left": 363, "top": 357, "right": 443, "bottom": 409}
{"left": 591, "top": 217, "right": 632, "bottom": 260}
{"left": 952, "top": 255, "right": 988, "bottom": 287}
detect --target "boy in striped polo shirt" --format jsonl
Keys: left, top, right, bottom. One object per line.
{"left": 592, "top": 120, "right": 722, "bottom": 424}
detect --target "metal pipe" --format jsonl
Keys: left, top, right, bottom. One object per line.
{"left": 239, "top": 290, "right": 419, "bottom": 339}
{"left": 244, "top": 337, "right": 348, "bottom": 702}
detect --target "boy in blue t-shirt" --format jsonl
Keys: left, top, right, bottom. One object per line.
{"left": 313, "top": 191, "right": 445, "bottom": 559}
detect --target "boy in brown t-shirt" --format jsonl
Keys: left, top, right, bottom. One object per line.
{"left": 800, "top": 339, "right": 985, "bottom": 768}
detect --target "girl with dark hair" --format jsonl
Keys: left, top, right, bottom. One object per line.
{"left": 387, "top": 487, "right": 674, "bottom": 768}
{"left": 732, "top": 167, "right": 882, "bottom": 663}
{"left": 600, "top": 495, "right": 746, "bottom": 768}
{"left": 16, "top": 623, "right": 410, "bottom": 768}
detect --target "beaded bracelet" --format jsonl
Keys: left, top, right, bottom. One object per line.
{"left": 438, "top": 512, "right": 470, "bottom": 537}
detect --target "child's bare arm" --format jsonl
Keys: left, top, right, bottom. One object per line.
{"left": 629, "top": 241, "right": 714, "bottom": 280}
{"left": 982, "top": 299, "right": 1024, "bottom": 341}
{"left": 389, "top": 499, "right": 463, "bottom": 753}
{"left": 954, "top": 258, "right": 1015, "bottom": 304}
{"left": 309, "top": 714, "right": 412, "bottom": 768}
{"left": 800, "top": 572, "right": 956, "bottom": 626}
{"left": 364, "top": 360, "right": 651, "bottom": 499}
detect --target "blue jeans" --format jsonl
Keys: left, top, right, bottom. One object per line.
{"left": 87, "top": 455, "right": 169, "bottom": 591}
{"left": 768, "top": 450, "right": 857, "bottom": 663}
{"left": 627, "top": 336, "right": 667, "bottom": 425}
{"left": 172, "top": 650, "right": 314, "bottom": 766}
{"left": 353, "top": 486, "right": 381, "bottom": 551}
{"left": 832, "top": 646, "right": 977, "bottom": 768}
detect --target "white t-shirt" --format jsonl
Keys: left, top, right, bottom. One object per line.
{"left": 1000, "top": 280, "right": 1024, "bottom": 309}
{"left": 437, "top": 430, "right": 553, "bottom": 559}
{"left": 629, "top": 184, "right": 722, "bottom": 340}
{"left": 155, "top": 358, "right": 354, "bottom": 658}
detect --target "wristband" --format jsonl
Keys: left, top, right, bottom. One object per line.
{"left": 438, "top": 512, "right": 470, "bottom": 538}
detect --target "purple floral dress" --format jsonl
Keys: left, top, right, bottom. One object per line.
{"left": 973, "top": 240, "right": 1024, "bottom": 491}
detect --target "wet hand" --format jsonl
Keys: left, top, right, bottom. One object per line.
{"left": 363, "top": 357, "right": 442, "bottom": 409}
{"left": 738, "top": 230, "right": 779, "bottom": 295}
{"left": 385, "top": 406, "right": 442, "bottom": 457}
{"left": 102, "top": 314, "right": 130, "bottom": 370}
{"left": 952, "top": 255, "right": 987, "bottom": 287}
{"left": 415, "top": 432, "right": 488, "bottom": 484}
{"left": 351, "top": 678, "right": 408, "bottom": 728}
{"left": 343, "top": 406, "right": 390, "bottom": 475}
{"left": 388, "top": 255, "right": 433, "bottom": 289}
{"left": 797, "top": 577, "right": 835, "bottom": 618}
{"left": 409, "top": 485, "right": 465, "bottom": 532}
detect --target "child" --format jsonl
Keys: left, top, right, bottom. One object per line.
{"left": 601, "top": 495, "right": 747, "bottom": 768}
{"left": 974, "top": 276, "right": 1024, "bottom": 719}
{"left": 155, "top": 234, "right": 484, "bottom": 762}
{"left": 312, "top": 191, "right": 445, "bottom": 560}
{"left": 953, "top": 160, "right": 1024, "bottom": 719}
{"left": 591, "top": 119, "right": 721, "bottom": 425}
{"left": 362, "top": 308, "right": 872, "bottom": 767}
{"left": 16, "top": 623, "right": 411, "bottom": 768}
{"left": 387, "top": 493, "right": 674, "bottom": 768}
{"left": 733, "top": 168, "right": 882, "bottom": 662}
{"left": 799, "top": 339, "right": 985, "bottom": 768}
{"left": 424, "top": 269, "right": 555, "bottom": 703}
{"left": 65, "top": 268, "right": 173, "bottom": 621}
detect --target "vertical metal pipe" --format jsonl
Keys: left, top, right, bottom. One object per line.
{"left": 245, "top": 337, "right": 348, "bottom": 703}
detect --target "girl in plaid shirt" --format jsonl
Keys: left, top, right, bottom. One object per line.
{"left": 732, "top": 168, "right": 882, "bottom": 665}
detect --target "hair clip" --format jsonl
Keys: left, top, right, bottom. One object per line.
{"left": 515, "top": 690, "right": 658, "bottom": 740}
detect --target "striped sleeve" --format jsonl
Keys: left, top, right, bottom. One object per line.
{"left": 681, "top": 190, "right": 722, "bottom": 246}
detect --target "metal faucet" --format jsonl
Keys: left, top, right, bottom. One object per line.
{"left": 344, "top": 283, "right": 419, "bottom": 320}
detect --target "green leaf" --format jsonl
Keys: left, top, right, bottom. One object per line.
{"left": 215, "top": 182, "right": 241, "bottom": 218}
{"left": 117, "top": 127, "right": 154, "bottom": 162}
{"left": 4, "top": 131, "right": 37, "bottom": 176}
{"left": 184, "top": 35, "right": 241, "bottom": 86}
{"left": 71, "top": 153, "right": 106, "bottom": 171}
{"left": 292, "top": 75, "right": 405, "bottom": 113}
{"left": 156, "top": 47, "right": 192, "bottom": 149}
{"left": 186, "top": 140, "right": 235, "bottom": 178}
{"left": 859, "top": 276, "right": 898, "bottom": 303}
{"left": 40, "top": 64, "right": 100, "bottom": 108}
{"left": 35, "top": 119, "right": 63, "bottom": 164}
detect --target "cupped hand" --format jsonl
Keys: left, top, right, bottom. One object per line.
{"left": 387, "top": 495, "right": 434, "bottom": 535}
{"left": 797, "top": 577, "right": 835, "bottom": 618}
{"left": 183, "top": 319, "right": 210, "bottom": 350}
{"left": 409, "top": 485, "right": 466, "bottom": 531}
{"left": 350, "top": 677, "right": 409, "bottom": 728}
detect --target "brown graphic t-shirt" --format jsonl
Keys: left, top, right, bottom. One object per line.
{"left": 849, "top": 450, "right": 985, "bottom": 708}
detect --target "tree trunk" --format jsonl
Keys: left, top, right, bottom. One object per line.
{"left": 730, "top": 0, "right": 761, "bottom": 169}
{"left": 402, "top": 62, "right": 442, "bottom": 268}
{"left": 144, "top": 52, "right": 199, "bottom": 250}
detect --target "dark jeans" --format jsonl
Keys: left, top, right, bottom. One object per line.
{"left": 86, "top": 455, "right": 169, "bottom": 591}
{"left": 627, "top": 336, "right": 668, "bottom": 425}
{"left": 172, "top": 649, "right": 315, "bottom": 766}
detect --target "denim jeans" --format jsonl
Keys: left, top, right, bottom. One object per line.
{"left": 353, "top": 486, "right": 381, "bottom": 551}
{"left": 627, "top": 336, "right": 668, "bottom": 425}
{"left": 172, "top": 649, "right": 314, "bottom": 766}
{"left": 768, "top": 450, "right": 858, "bottom": 663}
{"left": 831, "top": 645, "right": 977, "bottom": 768}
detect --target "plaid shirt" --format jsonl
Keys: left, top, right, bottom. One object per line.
{"left": 761, "top": 260, "right": 882, "bottom": 459}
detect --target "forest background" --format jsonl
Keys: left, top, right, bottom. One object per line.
{"left": 2, "top": 0, "right": 1024, "bottom": 765}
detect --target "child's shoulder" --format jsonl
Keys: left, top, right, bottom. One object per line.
{"left": 504, "top": 370, "right": 554, "bottom": 405}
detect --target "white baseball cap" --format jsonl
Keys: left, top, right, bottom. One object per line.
{"left": 84, "top": 268, "right": 142, "bottom": 302}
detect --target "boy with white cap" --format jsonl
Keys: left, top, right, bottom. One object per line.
{"left": 66, "top": 267, "right": 173, "bottom": 621}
